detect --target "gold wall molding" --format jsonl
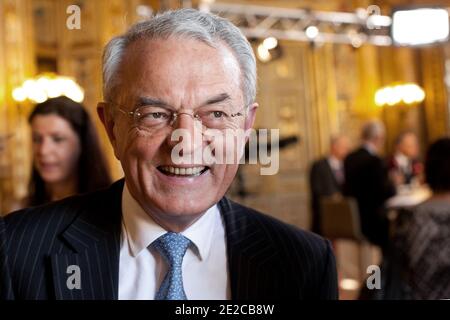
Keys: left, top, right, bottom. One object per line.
{"left": 0, "top": 0, "right": 36, "bottom": 214}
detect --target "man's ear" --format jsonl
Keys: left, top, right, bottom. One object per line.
{"left": 97, "top": 102, "right": 119, "bottom": 159}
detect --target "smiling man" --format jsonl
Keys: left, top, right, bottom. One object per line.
{"left": 0, "top": 9, "right": 337, "bottom": 300}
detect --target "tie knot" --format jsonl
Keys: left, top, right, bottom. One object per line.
{"left": 153, "top": 232, "right": 191, "bottom": 266}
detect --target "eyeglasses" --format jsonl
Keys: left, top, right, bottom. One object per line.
{"left": 111, "top": 102, "right": 248, "bottom": 131}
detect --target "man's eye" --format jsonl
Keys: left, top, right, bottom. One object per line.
{"left": 142, "top": 112, "right": 169, "bottom": 120}
{"left": 212, "top": 111, "right": 225, "bottom": 118}
{"left": 151, "top": 112, "right": 168, "bottom": 119}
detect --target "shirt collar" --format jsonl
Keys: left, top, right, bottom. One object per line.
{"left": 121, "top": 182, "right": 218, "bottom": 261}
{"left": 327, "top": 155, "right": 342, "bottom": 171}
{"left": 395, "top": 152, "right": 409, "bottom": 167}
{"left": 363, "top": 142, "right": 377, "bottom": 155}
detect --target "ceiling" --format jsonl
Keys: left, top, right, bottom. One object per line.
{"left": 213, "top": 0, "right": 450, "bottom": 12}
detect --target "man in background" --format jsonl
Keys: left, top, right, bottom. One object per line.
{"left": 344, "top": 120, "right": 396, "bottom": 249}
{"left": 309, "top": 135, "right": 350, "bottom": 235}
{"left": 388, "top": 131, "right": 423, "bottom": 187}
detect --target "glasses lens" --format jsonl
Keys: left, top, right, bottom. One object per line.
{"left": 196, "top": 108, "right": 245, "bottom": 130}
{"left": 135, "top": 106, "right": 172, "bottom": 129}
{"left": 131, "top": 105, "right": 245, "bottom": 130}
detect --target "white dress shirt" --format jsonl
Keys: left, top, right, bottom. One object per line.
{"left": 328, "top": 156, "right": 344, "bottom": 185}
{"left": 118, "top": 184, "right": 230, "bottom": 300}
{"left": 327, "top": 156, "right": 343, "bottom": 172}
{"left": 394, "top": 152, "right": 412, "bottom": 175}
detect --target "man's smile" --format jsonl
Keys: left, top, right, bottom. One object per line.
{"left": 157, "top": 165, "right": 210, "bottom": 177}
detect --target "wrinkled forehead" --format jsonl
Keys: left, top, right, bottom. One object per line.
{"left": 115, "top": 37, "right": 244, "bottom": 106}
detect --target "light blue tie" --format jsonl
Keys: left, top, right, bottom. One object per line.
{"left": 153, "top": 232, "right": 191, "bottom": 300}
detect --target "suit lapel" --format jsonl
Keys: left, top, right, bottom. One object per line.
{"left": 218, "top": 197, "right": 280, "bottom": 299}
{"left": 51, "top": 180, "right": 124, "bottom": 300}
{"left": 50, "top": 183, "right": 280, "bottom": 299}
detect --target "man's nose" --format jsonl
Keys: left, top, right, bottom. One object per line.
{"left": 167, "top": 112, "right": 203, "bottom": 159}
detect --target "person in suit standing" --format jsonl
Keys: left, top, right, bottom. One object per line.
{"left": 0, "top": 9, "right": 337, "bottom": 300}
{"left": 309, "top": 135, "right": 350, "bottom": 235}
{"left": 344, "top": 120, "right": 396, "bottom": 249}
{"left": 387, "top": 131, "right": 423, "bottom": 187}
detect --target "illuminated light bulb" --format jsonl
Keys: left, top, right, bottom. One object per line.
{"left": 13, "top": 74, "right": 85, "bottom": 103}
{"left": 392, "top": 86, "right": 403, "bottom": 105}
{"left": 414, "top": 87, "right": 425, "bottom": 103}
{"left": 58, "top": 77, "right": 85, "bottom": 103}
{"left": 65, "top": 83, "right": 85, "bottom": 103}
{"left": 392, "top": 8, "right": 449, "bottom": 46}
{"left": 36, "top": 76, "right": 50, "bottom": 88}
{"left": 263, "top": 37, "right": 278, "bottom": 50}
{"left": 22, "top": 79, "right": 36, "bottom": 99}
{"left": 403, "top": 84, "right": 420, "bottom": 104}
{"left": 375, "top": 88, "right": 386, "bottom": 106}
{"left": 28, "top": 82, "right": 47, "bottom": 103}
{"left": 382, "top": 87, "right": 394, "bottom": 106}
{"left": 47, "top": 80, "right": 63, "bottom": 98}
{"left": 375, "top": 83, "right": 425, "bottom": 107}
{"left": 37, "top": 76, "right": 53, "bottom": 98}
{"left": 136, "top": 5, "right": 153, "bottom": 18}
{"left": 305, "top": 26, "right": 319, "bottom": 40}
{"left": 351, "top": 36, "right": 363, "bottom": 48}
{"left": 36, "top": 77, "right": 50, "bottom": 98}
{"left": 23, "top": 78, "right": 48, "bottom": 103}
{"left": 401, "top": 84, "right": 415, "bottom": 104}
{"left": 28, "top": 89, "right": 47, "bottom": 103}
{"left": 52, "top": 78, "right": 67, "bottom": 98}
{"left": 257, "top": 43, "right": 272, "bottom": 62}
{"left": 395, "top": 84, "right": 407, "bottom": 103}
{"left": 12, "top": 87, "right": 27, "bottom": 102}
{"left": 59, "top": 78, "right": 74, "bottom": 98}
{"left": 418, "top": 89, "right": 425, "bottom": 102}
{"left": 22, "top": 79, "right": 35, "bottom": 90}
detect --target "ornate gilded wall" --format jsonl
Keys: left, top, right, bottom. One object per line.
{"left": 232, "top": 40, "right": 389, "bottom": 228}
{"left": 231, "top": 35, "right": 450, "bottom": 229}
{"left": 0, "top": 0, "right": 35, "bottom": 214}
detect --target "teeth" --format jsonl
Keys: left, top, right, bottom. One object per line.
{"left": 159, "top": 166, "right": 206, "bottom": 176}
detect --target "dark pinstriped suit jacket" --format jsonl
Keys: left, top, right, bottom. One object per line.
{"left": 0, "top": 179, "right": 338, "bottom": 300}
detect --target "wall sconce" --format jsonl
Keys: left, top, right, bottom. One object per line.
{"left": 375, "top": 83, "right": 425, "bottom": 107}
{"left": 12, "top": 73, "right": 84, "bottom": 103}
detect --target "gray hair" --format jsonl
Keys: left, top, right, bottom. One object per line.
{"left": 361, "top": 120, "right": 385, "bottom": 141}
{"left": 102, "top": 9, "right": 256, "bottom": 109}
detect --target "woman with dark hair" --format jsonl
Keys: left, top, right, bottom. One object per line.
{"left": 28, "top": 96, "right": 111, "bottom": 206}
{"left": 398, "top": 137, "right": 450, "bottom": 299}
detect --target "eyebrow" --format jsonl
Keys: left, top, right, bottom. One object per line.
{"left": 136, "top": 92, "right": 232, "bottom": 109}
{"left": 137, "top": 97, "right": 169, "bottom": 107}
{"left": 202, "top": 93, "right": 232, "bottom": 106}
